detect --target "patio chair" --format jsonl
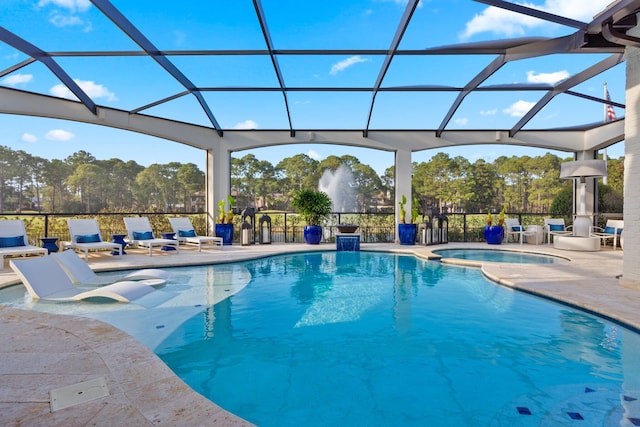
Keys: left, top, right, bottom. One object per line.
{"left": 543, "top": 218, "right": 573, "bottom": 245}
{"left": 10, "top": 256, "right": 157, "bottom": 302}
{"left": 504, "top": 218, "right": 537, "bottom": 245}
{"left": 590, "top": 219, "right": 623, "bottom": 250}
{"left": 64, "top": 218, "right": 122, "bottom": 261}
{"left": 168, "top": 217, "right": 223, "bottom": 251}
{"left": 0, "top": 219, "right": 48, "bottom": 270}
{"left": 52, "top": 249, "right": 169, "bottom": 287}
{"left": 123, "top": 217, "right": 179, "bottom": 256}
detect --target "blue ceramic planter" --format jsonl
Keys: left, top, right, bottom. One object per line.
{"left": 398, "top": 223, "right": 417, "bottom": 245}
{"left": 215, "top": 223, "right": 234, "bottom": 245}
{"left": 304, "top": 225, "right": 323, "bottom": 244}
{"left": 483, "top": 225, "right": 504, "bottom": 244}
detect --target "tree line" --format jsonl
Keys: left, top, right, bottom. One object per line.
{"left": 233, "top": 151, "right": 624, "bottom": 216}
{"left": 0, "top": 144, "right": 624, "bottom": 215}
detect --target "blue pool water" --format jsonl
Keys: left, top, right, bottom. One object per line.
{"left": 433, "top": 248, "right": 564, "bottom": 264}
{"left": 1, "top": 251, "right": 639, "bottom": 426}
{"left": 154, "top": 252, "right": 639, "bottom": 427}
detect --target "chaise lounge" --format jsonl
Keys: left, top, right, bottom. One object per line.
{"left": 168, "top": 217, "right": 223, "bottom": 251}
{"left": 64, "top": 218, "right": 122, "bottom": 261}
{"left": 52, "top": 249, "right": 170, "bottom": 286}
{"left": 10, "top": 256, "right": 157, "bottom": 302}
{"left": 123, "top": 217, "right": 179, "bottom": 256}
{"left": 0, "top": 219, "right": 48, "bottom": 270}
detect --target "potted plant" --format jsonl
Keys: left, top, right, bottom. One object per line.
{"left": 215, "top": 195, "right": 236, "bottom": 245}
{"left": 291, "top": 189, "right": 333, "bottom": 244}
{"left": 483, "top": 207, "right": 505, "bottom": 244}
{"left": 397, "top": 195, "right": 419, "bottom": 245}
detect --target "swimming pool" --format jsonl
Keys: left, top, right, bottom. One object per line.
{"left": 433, "top": 248, "right": 565, "bottom": 264}
{"left": 1, "top": 251, "right": 638, "bottom": 426}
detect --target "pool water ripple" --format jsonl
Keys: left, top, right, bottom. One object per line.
{"left": 153, "top": 252, "right": 640, "bottom": 427}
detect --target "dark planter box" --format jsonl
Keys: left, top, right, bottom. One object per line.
{"left": 304, "top": 225, "right": 323, "bottom": 244}
{"left": 398, "top": 223, "right": 417, "bottom": 245}
{"left": 483, "top": 225, "right": 504, "bottom": 244}
{"left": 215, "top": 223, "right": 234, "bottom": 245}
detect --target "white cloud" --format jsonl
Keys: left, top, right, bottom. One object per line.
{"left": 330, "top": 56, "right": 369, "bottom": 75}
{"left": 454, "top": 117, "right": 469, "bottom": 126}
{"left": 233, "top": 120, "right": 258, "bottom": 130}
{"left": 38, "top": 0, "right": 91, "bottom": 13}
{"left": 503, "top": 100, "right": 536, "bottom": 117}
{"left": 50, "top": 14, "right": 83, "bottom": 27}
{"left": 21, "top": 133, "right": 38, "bottom": 143}
{"left": 461, "top": 0, "right": 612, "bottom": 40}
{"left": 526, "top": 70, "right": 569, "bottom": 84}
{"left": 307, "top": 150, "right": 322, "bottom": 160}
{"left": 50, "top": 79, "right": 117, "bottom": 102}
{"left": 480, "top": 108, "right": 498, "bottom": 116}
{"left": 45, "top": 129, "right": 75, "bottom": 141}
{"left": 1, "top": 74, "right": 33, "bottom": 86}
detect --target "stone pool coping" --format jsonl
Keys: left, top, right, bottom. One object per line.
{"left": 0, "top": 242, "right": 632, "bottom": 425}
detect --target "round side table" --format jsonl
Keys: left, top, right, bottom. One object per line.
{"left": 40, "top": 237, "right": 59, "bottom": 254}
{"left": 161, "top": 232, "right": 176, "bottom": 251}
{"left": 111, "top": 233, "right": 127, "bottom": 255}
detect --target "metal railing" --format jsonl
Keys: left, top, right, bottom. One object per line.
{"left": 0, "top": 211, "right": 617, "bottom": 247}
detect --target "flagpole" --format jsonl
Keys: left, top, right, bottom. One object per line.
{"left": 603, "top": 82, "right": 608, "bottom": 185}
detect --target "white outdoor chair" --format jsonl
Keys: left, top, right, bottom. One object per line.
{"left": 65, "top": 218, "right": 122, "bottom": 261}
{"left": 543, "top": 218, "right": 573, "bottom": 245}
{"left": 168, "top": 217, "right": 223, "bottom": 251}
{"left": 0, "top": 219, "right": 48, "bottom": 270}
{"left": 590, "top": 219, "right": 623, "bottom": 250}
{"left": 10, "top": 255, "right": 157, "bottom": 302}
{"left": 52, "top": 249, "right": 169, "bottom": 286}
{"left": 504, "top": 218, "right": 537, "bottom": 245}
{"left": 123, "top": 217, "right": 179, "bottom": 256}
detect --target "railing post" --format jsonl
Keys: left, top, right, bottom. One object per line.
{"left": 44, "top": 214, "right": 49, "bottom": 237}
{"left": 463, "top": 213, "right": 468, "bottom": 242}
{"left": 284, "top": 213, "right": 288, "bottom": 243}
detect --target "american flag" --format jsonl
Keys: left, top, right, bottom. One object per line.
{"left": 605, "top": 85, "right": 616, "bottom": 122}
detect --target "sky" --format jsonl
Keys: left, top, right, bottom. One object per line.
{"left": 0, "top": 0, "right": 626, "bottom": 175}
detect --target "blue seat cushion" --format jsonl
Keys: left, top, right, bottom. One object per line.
{"left": 75, "top": 233, "right": 101, "bottom": 243}
{"left": 603, "top": 226, "right": 622, "bottom": 235}
{"left": 178, "top": 229, "right": 197, "bottom": 237}
{"left": 549, "top": 224, "right": 564, "bottom": 231}
{"left": 133, "top": 231, "right": 154, "bottom": 240}
{"left": 0, "top": 236, "right": 25, "bottom": 247}
{"left": 511, "top": 226, "right": 523, "bottom": 232}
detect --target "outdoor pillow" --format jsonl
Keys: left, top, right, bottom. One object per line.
{"left": 511, "top": 226, "right": 523, "bottom": 232}
{"left": 0, "top": 236, "right": 25, "bottom": 247}
{"left": 178, "top": 229, "right": 197, "bottom": 237}
{"left": 549, "top": 224, "right": 565, "bottom": 231}
{"left": 75, "top": 233, "right": 101, "bottom": 243}
{"left": 133, "top": 231, "right": 154, "bottom": 240}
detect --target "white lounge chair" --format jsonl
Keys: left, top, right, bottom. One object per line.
{"left": 543, "top": 218, "right": 573, "bottom": 245}
{"left": 52, "top": 249, "right": 170, "bottom": 286}
{"left": 504, "top": 218, "right": 537, "bottom": 245}
{"left": 64, "top": 219, "right": 122, "bottom": 261}
{"left": 10, "top": 256, "right": 157, "bottom": 302}
{"left": 123, "top": 217, "right": 179, "bottom": 256}
{"left": 168, "top": 217, "right": 223, "bottom": 251}
{"left": 590, "top": 219, "right": 624, "bottom": 250}
{"left": 0, "top": 219, "right": 48, "bottom": 270}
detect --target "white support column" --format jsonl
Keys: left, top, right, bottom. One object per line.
{"left": 622, "top": 16, "right": 640, "bottom": 289}
{"left": 395, "top": 149, "right": 412, "bottom": 243}
{"left": 572, "top": 151, "right": 599, "bottom": 237}
{"left": 206, "top": 141, "right": 232, "bottom": 233}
